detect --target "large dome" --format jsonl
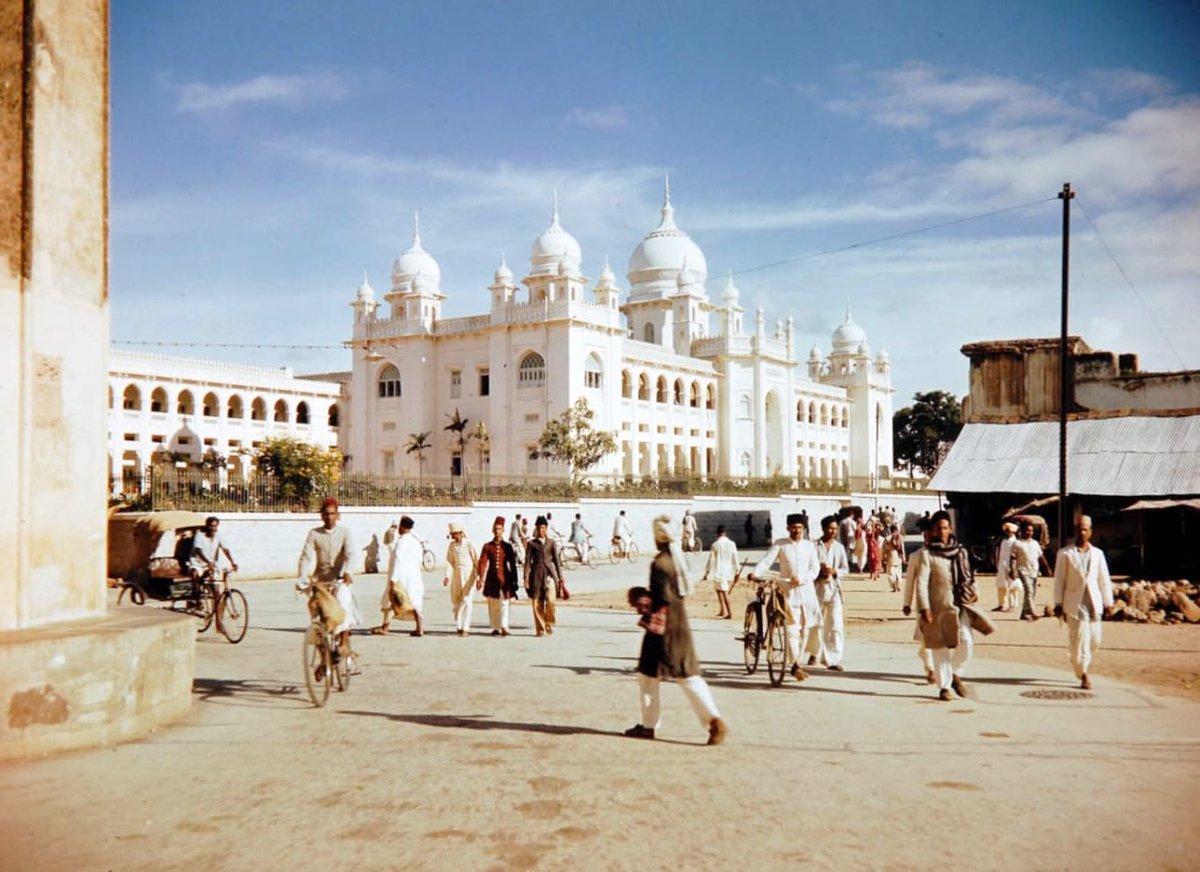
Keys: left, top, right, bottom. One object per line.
{"left": 529, "top": 197, "right": 582, "bottom": 275}
{"left": 627, "top": 184, "right": 708, "bottom": 285}
{"left": 832, "top": 304, "right": 867, "bottom": 351}
{"left": 391, "top": 217, "right": 441, "bottom": 288}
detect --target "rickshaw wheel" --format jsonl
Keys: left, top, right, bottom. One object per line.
{"left": 218, "top": 589, "right": 249, "bottom": 643}
{"left": 129, "top": 587, "right": 145, "bottom": 606}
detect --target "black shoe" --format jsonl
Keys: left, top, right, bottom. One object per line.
{"left": 790, "top": 665, "right": 808, "bottom": 681}
{"left": 624, "top": 724, "right": 655, "bottom": 740}
{"left": 938, "top": 689, "right": 952, "bottom": 701}
{"left": 806, "top": 655, "right": 817, "bottom": 666}
{"left": 828, "top": 664, "right": 845, "bottom": 672}
{"left": 951, "top": 675, "right": 967, "bottom": 698}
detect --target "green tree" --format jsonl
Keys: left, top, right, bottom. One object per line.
{"left": 443, "top": 408, "right": 472, "bottom": 486}
{"left": 893, "top": 390, "right": 963, "bottom": 476}
{"left": 533, "top": 398, "right": 618, "bottom": 484}
{"left": 404, "top": 430, "right": 432, "bottom": 488}
{"left": 254, "top": 435, "right": 343, "bottom": 506}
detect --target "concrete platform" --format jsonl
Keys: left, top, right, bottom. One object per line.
{"left": 0, "top": 609, "right": 195, "bottom": 761}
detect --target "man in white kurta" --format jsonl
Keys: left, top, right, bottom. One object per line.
{"left": 701, "top": 524, "right": 739, "bottom": 619}
{"left": 750, "top": 513, "right": 821, "bottom": 680}
{"left": 1053, "top": 515, "right": 1114, "bottom": 690}
{"left": 809, "top": 515, "right": 850, "bottom": 671}
{"left": 442, "top": 521, "right": 478, "bottom": 636}
{"left": 900, "top": 528, "right": 936, "bottom": 684}
{"left": 379, "top": 515, "right": 426, "bottom": 636}
{"left": 297, "top": 498, "right": 359, "bottom": 664}
{"left": 994, "top": 522, "right": 1018, "bottom": 612}
{"left": 613, "top": 510, "right": 632, "bottom": 554}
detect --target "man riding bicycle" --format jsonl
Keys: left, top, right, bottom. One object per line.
{"left": 189, "top": 515, "right": 238, "bottom": 594}
{"left": 297, "top": 498, "right": 359, "bottom": 676}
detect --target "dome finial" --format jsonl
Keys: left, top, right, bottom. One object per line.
{"left": 412, "top": 210, "right": 422, "bottom": 248}
{"left": 845, "top": 299, "right": 852, "bottom": 323}
{"left": 552, "top": 189, "right": 560, "bottom": 225}
{"left": 664, "top": 174, "right": 671, "bottom": 206}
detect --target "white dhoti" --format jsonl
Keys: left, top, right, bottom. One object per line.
{"left": 1068, "top": 615, "right": 1102, "bottom": 678}
{"left": 334, "top": 582, "right": 359, "bottom": 635}
{"left": 487, "top": 597, "right": 510, "bottom": 632}
{"left": 804, "top": 597, "right": 844, "bottom": 666}
{"left": 931, "top": 615, "right": 974, "bottom": 690}
{"left": 449, "top": 579, "right": 474, "bottom": 633}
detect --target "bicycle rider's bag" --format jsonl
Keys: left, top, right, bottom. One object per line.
{"left": 314, "top": 585, "right": 346, "bottom": 634}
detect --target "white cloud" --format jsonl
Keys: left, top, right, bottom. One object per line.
{"left": 563, "top": 106, "right": 630, "bottom": 129}
{"left": 172, "top": 71, "right": 349, "bottom": 113}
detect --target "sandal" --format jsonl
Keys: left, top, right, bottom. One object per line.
{"left": 370, "top": 626, "right": 389, "bottom": 635}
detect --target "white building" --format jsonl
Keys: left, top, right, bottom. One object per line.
{"left": 107, "top": 349, "right": 346, "bottom": 491}
{"left": 346, "top": 184, "right": 895, "bottom": 485}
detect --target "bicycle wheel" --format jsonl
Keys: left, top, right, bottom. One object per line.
{"left": 334, "top": 642, "right": 351, "bottom": 692}
{"left": 303, "top": 625, "right": 331, "bottom": 707}
{"left": 626, "top": 542, "right": 640, "bottom": 563}
{"left": 217, "top": 589, "right": 249, "bottom": 643}
{"left": 609, "top": 546, "right": 621, "bottom": 565}
{"left": 766, "top": 613, "right": 788, "bottom": 687}
{"left": 421, "top": 549, "right": 435, "bottom": 572}
{"left": 586, "top": 545, "right": 600, "bottom": 567}
{"left": 742, "top": 606, "right": 761, "bottom": 674}
{"left": 561, "top": 546, "right": 580, "bottom": 570}
{"left": 196, "top": 583, "right": 217, "bottom": 633}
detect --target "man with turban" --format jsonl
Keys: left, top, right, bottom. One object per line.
{"left": 442, "top": 521, "right": 478, "bottom": 636}
{"left": 625, "top": 514, "right": 727, "bottom": 746}
{"left": 750, "top": 512, "right": 821, "bottom": 680}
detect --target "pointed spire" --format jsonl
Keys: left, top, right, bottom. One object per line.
{"left": 664, "top": 174, "right": 671, "bottom": 205}
{"left": 551, "top": 189, "right": 560, "bottom": 225}
{"left": 412, "top": 211, "right": 422, "bottom": 248}
{"left": 844, "top": 299, "right": 853, "bottom": 323}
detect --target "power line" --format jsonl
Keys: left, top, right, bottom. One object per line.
{"left": 1075, "top": 199, "right": 1188, "bottom": 371}
{"left": 114, "top": 340, "right": 343, "bottom": 350}
{"left": 720, "top": 195, "right": 1059, "bottom": 280}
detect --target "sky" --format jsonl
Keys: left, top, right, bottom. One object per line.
{"left": 110, "top": 1, "right": 1200, "bottom": 406}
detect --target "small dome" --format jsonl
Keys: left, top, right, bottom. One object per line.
{"left": 596, "top": 257, "right": 617, "bottom": 288}
{"left": 392, "top": 215, "right": 441, "bottom": 288}
{"left": 808, "top": 344, "right": 821, "bottom": 361}
{"left": 877, "top": 347, "right": 890, "bottom": 362}
{"left": 530, "top": 195, "right": 582, "bottom": 275}
{"left": 832, "top": 303, "right": 867, "bottom": 351}
{"left": 857, "top": 341, "right": 868, "bottom": 355}
{"left": 355, "top": 272, "right": 375, "bottom": 301}
{"left": 721, "top": 271, "right": 740, "bottom": 304}
{"left": 627, "top": 178, "right": 708, "bottom": 286}
{"left": 494, "top": 255, "right": 513, "bottom": 284}
{"left": 413, "top": 269, "right": 436, "bottom": 294}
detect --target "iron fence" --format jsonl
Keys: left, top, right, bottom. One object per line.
{"left": 109, "top": 468, "right": 926, "bottom": 513}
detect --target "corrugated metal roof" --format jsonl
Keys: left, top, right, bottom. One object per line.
{"left": 929, "top": 416, "right": 1200, "bottom": 496}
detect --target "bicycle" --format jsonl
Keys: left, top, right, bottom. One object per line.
{"left": 561, "top": 535, "right": 600, "bottom": 569}
{"left": 301, "top": 582, "right": 353, "bottom": 707}
{"left": 416, "top": 537, "right": 437, "bottom": 572}
{"left": 609, "top": 537, "right": 640, "bottom": 564}
{"left": 739, "top": 574, "right": 791, "bottom": 687}
{"left": 170, "top": 568, "right": 249, "bottom": 644}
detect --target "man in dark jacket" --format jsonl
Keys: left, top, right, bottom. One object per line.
{"left": 476, "top": 516, "right": 518, "bottom": 637}
{"left": 524, "top": 516, "right": 564, "bottom": 636}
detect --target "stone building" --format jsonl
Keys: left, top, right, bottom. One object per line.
{"left": 346, "top": 185, "right": 896, "bottom": 487}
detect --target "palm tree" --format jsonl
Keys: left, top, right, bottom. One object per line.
{"left": 472, "top": 421, "right": 490, "bottom": 486}
{"left": 443, "top": 408, "right": 471, "bottom": 490}
{"left": 404, "top": 430, "right": 432, "bottom": 489}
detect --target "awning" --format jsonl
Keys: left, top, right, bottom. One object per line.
{"left": 929, "top": 416, "right": 1200, "bottom": 496}
{"left": 1122, "top": 498, "right": 1200, "bottom": 512}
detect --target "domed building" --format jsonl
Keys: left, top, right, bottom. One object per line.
{"left": 345, "top": 183, "right": 894, "bottom": 486}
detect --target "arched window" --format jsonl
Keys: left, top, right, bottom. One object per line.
{"left": 328, "top": 404, "right": 340, "bottom": 428}
{"left": 378, "top": 364, "right": 401, "bottom": 398}
{"left": 673, "top": 379, "right": 684, "bottom": 405}
{"left": 274, "top": 399, "right": 288, "bottom": 422}
{"left": 637, "top": 373, "right": 650, "bottom": 401}
{"left": 251, "top": 397, "right": 266, "bottom": 421}
{"left": 643, "top": 323, "right": 656, "bottom": 343}
{"left": 690, "top": 381, "right": 700, "bottom": 408}
{"left": 122, "top": 384, "right": 141, "bottom": 411}
{"left": 108, "top": 385, "right": 114, "bottom": 408}
{"left": 227, "top": 395, "right": 244, "bottom": 419}
{"left": 829, "top": 406, "right": 839, "bottom": 428}
{"left": 150, "top": 387, "right": 167, "bottom": 413}
{"left": 843, "top": 406, "right": 850, "bottom": 428}
{"left": 296, "top": 401, "right": 310, "bottom": 425}
{"left": 202, "top": 392, "right": 219, "bottom": 418}
{"left": 584, "top": 353, "right": 603, "bottom": 390}
{"left": 621, "top": 370, "right": 632, "bottom": 399}
{"left": 176, "top": 389, "right": 194, "bottom": 416}
{"left": 820, "top": 403, "right": 829, "bottom": 426}
{"left": 796, "top": 400, "right": 805, "bottom": 423}
{"left": 518, "top": 352, "right": 546, "bottom": 388}
{"left": 738, "top": 394, "right": 752, "bottom": 418}
{"left": 705, "top": 384, "right": 716, "bottom": 410}
{"left": 808, "top": 401, "right": 816, "bottom": 424}
{"left": 656, "top": 376, "right": 668, "bottom": 404}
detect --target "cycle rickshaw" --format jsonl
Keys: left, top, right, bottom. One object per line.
{"left": 108, "top": 511, "right": 249, "bottom": 643}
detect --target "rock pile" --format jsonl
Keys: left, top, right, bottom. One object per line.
{"left": 1108, "top": 580, "right": 1200, "bottom": 624}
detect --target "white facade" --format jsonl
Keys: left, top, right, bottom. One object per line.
{"left": 107, "top": 349, "right": 346, "bottom": 489}
{"left": 347, "top": 184, "right": 895, "bottom": 485}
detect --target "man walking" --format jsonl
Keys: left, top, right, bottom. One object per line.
{"left": 902, "top": 522, "right": 936, "bottom": 684}
{"left": 376, "top": 515, "right": 425, "bottom": 636}
{"left": 809, "top": 515, "right": 850, "bottom": 671}
{"left": 624, "top": 515, "right": 727, "bottom": 746}
{"left": 913, "top": 510, "right": 977, "bottom": 700}
{"left": 1053, "top": 515, "right": 1114, "bottom": 690}
{"left": 477, "top": 516, "right": 518, "bottom": 636}
{"left": 442, "top": 521, "right": 478, "bottom": 636}
{"left": 509, "top": 513, "right": 526, "bottom": 566}
{"left": 750, "top": 513, "right": 821, "bottom": 680}
{"left": 994, "top": 521, "right": 1019, "bottom": 612}
{"left": 1012, "top": 521, "right": 1051, "bottom": 621}
{"left": 524, "top": 516, "right": 564, "bottom": 636}
{"left": 701, "top": 524, "right": 739, "bottom": 619}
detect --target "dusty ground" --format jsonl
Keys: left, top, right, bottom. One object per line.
{"left": 567, "top": 570, "right": 1200, "bottom": 702}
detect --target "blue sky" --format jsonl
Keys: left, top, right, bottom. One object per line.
{"left": 111, "top": 1, "right": 1200, "bottom": 405}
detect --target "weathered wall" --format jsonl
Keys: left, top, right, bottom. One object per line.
{"left": 0, "top": 0, "right": 110, "bottom": 630}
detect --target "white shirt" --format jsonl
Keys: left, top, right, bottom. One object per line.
{"left": 814, "top": 538, "right": 849, "bottom": 602}
{"left": 996, "top": 535, "right": 1017, "bottom": 582}
{"left": 1012, "top": 538, "right": 1043, "bottom": 575}
{"left": 752, "top": 537, "right": 821, "bottom": 623}
{"left": 703, "top": 535, "right": 740, "bottom": 582}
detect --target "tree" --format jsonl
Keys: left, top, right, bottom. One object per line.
{"left": 533, "top": 398, "right": 618, "bottom": 484}
{"left": 443, "top": 408, "right": 471, "bottom": 486}
{"left": 893, "top": 390, "right": 963, "bottom": 476}
{"left": 254, "top": 435, "right": 343, "bottom": 506}
{"left": 404, "top": 430, "right": 432, "bottom": 488}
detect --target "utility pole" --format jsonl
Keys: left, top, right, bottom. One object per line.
{"left": 1058, "top": 182, "right": 1074, "bottom": 551}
